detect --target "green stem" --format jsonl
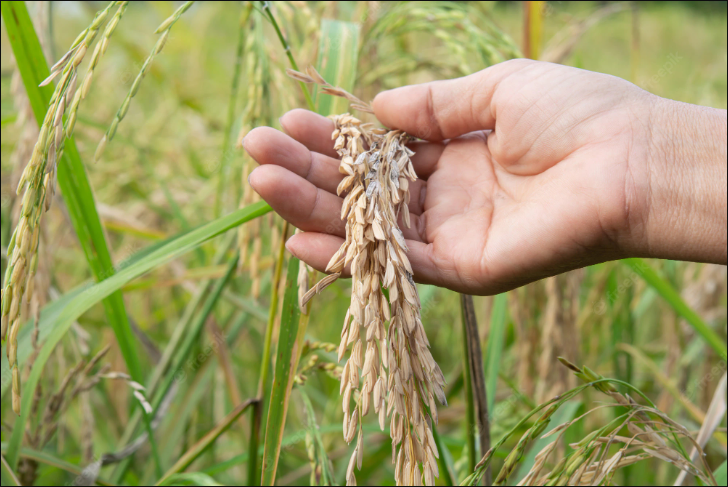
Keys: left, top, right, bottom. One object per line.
{"left": 259, "top": 1, "right": 315, "bottom": 111}
{"left": 215, "top": 3, "right": 252, "bottom": 217}
{"left": 248, "top": 221, "right": 289, "bottom": 485}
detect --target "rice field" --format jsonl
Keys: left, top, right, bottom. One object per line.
{"left": 0, "top": 2, "right": 726, "bottom": 486}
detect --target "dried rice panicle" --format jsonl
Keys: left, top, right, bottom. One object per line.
{"left": 311, "top": 113, "right": 445, "bottom": 486}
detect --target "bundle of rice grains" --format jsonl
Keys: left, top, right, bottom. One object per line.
{"left": 292, "top": 67, "right": 446, "bottom": 486}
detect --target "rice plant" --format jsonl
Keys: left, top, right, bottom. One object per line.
{"left": 1, "top": 2, "right": 726, "bottom": 486}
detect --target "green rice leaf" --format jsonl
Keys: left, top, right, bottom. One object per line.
{"left": 485, "top": 293, "right": 509, "bottom": 414}
{"left": 623, "top": 258, "right": 726, "bottom": 360}
{"left": 314, "top": 20, "right": 361, "bottom": 115}
{"left": 261, "top": 258, "right": 302, "bottom": 485}
{"left": 714, "top": 461, "right": 727, "bottom": 486}
{"left": 1, "top": 455, "right": 20, "bottom": 486}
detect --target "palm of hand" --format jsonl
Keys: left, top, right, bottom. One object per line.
{"left": 403, "top": 61, "right": 653, "bottom": 293}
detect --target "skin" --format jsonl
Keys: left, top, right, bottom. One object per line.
{"left": 244, "top": 59, "right": 727, "bottom": 295}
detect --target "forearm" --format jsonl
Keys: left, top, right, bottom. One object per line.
{"left": 640, "top": 98, "right": 727, "bottom": 264}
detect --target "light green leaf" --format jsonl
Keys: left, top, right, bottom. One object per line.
{"left": 623, "top": 258, "right": 726, "bottom": 360}
{"left": 485, "top": 293, "right": 509, "bottom": 414}
{"left": 314, "top": 20, "right": 361, "bottom": 115}
{"left": 1, "top": 455, "right": 20, "bottom": 486}
{"left": 261, "top": 258, "right": 303, "bottom": 485}
{"left": 714, "top": 461, "right": 727, "bottom": 486}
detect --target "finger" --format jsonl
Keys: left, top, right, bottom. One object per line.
{"left": 280, "top": 109, "right": 446, "bottom": 182}
{"left": 248, "top": 165, "right": 425, "bottom": 241}
{"left": 407, "top": 141, "right": 445, "bottom": 180}
{"left": 249, "top": 165, "right": 346, "bottom": 237}
{"left": 244, "top": 126, "right": 343, "bottom": 195}
{"left": 372, "top": 58, "right": 534, "bottom": 141}
{"left": 244, "top": 126, "right": 428, "bottom": 214}
{"left": 279, "top": 109, "right": 338, "bottom": 158}
{"left": 287, "top": 232, "right": 443, "bottom": 286}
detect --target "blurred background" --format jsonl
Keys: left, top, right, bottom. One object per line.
{"left": 1, "top": 2, "right": 726, "bottom": 486}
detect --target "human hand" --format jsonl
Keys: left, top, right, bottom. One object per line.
{"left": 244, "top": 59, "right": 727, "bottom": 295}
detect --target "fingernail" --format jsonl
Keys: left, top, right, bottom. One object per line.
{"left": 279, "top": 115, "right": 288, "bottom": 134}
{"left": 285, "top": 236, "right": 296, "bottom": 255}
{"left": 247, "top": 167, "right": 256, "bottom": 188}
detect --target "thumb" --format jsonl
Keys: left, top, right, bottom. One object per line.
{"left": 372, "top": 59, "right": 532, "bottom": 141}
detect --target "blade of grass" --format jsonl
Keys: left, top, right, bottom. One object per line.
{"left": 714, "top": 462, "right": 727, "bottom": 485}
{"left": 1, "top": 455, "right": 20, "bottom": 486}
{"left": 149, "top": 310, "right": 255, "bottom": 483}
{"left": 259, "top": 1, "right": 314, "bottom": 111}
{"left": 247, "top": 220, "right": 289, "bottom": 486}
{"left": 158, "top": 399, "right": 258, "bottom": 485}
{"left": 524, "top": 1, "right": 545, "bottom": 59}
{"left": 623, "top": 258, "right": 727, "bottom": 360}
{"left": 485, "top": 294, "right": 508, "bottom": 415}
{"left": 261, "top": 258, "right": 303, "bottom": 485}
{"left": 214, "top": 3, "right": 253, "bottom": 217}
{"left": 5, "top": 201, "right": 271, "bottom": 469}
{"left": 299, "top": 388, "right": 336, "bottom": 486}
{"left": 313, "top": 19, "right": 361, "bottom": 115}
{"left": 137, "top": 251, "right": 244, "bottom": 477}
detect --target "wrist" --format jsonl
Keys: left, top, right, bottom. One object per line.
{"left": 634, "top": 97, "right": 727, "bottom": 264}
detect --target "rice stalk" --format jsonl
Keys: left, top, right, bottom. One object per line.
{"left": 2, "top": 0, "right": 122, "bottom": 415}
{"left": 95, "top": 1, "right": 195, "bottom": 162}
